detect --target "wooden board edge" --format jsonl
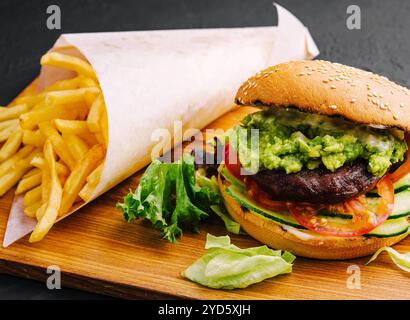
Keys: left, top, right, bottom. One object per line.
{"left": 0, "top": 259, "right": 183, "bottom": 300}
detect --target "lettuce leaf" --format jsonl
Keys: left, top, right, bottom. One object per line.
{"left": 366, "top": 246, "right": 410, "bottom": 272}
{"left": 182, "top": 234, "right": 295, "bottom": 289}
{"left": 210, "top": 205, "right": 242, "bottom": 235}
{"left": 116, "top": 154, "right": 221, "bottom": 243}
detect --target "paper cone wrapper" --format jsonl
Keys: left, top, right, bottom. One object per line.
{"left": 3, "top": 4, "right": 319, "bottom": 246}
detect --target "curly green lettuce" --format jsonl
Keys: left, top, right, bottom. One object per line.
{"left": 116, "top": 153, "right": 222, "bottom": 243}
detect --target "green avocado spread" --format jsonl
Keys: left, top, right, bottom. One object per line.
{"left": 229, "top": 108, "right": 407, "bottom": 177}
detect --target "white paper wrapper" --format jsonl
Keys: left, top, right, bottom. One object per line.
{"left": 3, "top": 4, "right": 319, "bottom": 247}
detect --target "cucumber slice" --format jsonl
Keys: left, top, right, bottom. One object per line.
{"left": 367, "top": 174, "right": 410, "bottom": 197}
{"left": 225, "top": 186, "right": 302, "bottom": 228}
{"left": 225, "top": 186, "right": 410, "bottom": 238}
{"left": 393, "top": 174, "right": 410, "bottom": 194}
{"left": 365, "top": 191, "right": 410, "bottom": 219}
{"left": 366, "top": 217, "right": 410, "bottom": 238}
{"left": 389, "top": 191, "right": 410, "bottom": 219}
{"left": 220, "top": 167, "right": 245, "bottom": 192}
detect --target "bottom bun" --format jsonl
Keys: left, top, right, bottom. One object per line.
{"left": 219, "top": 176, "right": 408, "bottom": 260}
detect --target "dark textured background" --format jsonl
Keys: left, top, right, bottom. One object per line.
{"left": 0, "top": 0, "right": 409, "bottom": 299}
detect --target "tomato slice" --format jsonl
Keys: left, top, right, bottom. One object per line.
{"left": 224, "top": 143, "right": 241, "bottom": 179}
{"left": 288, "top": 175, "right": 395, "bottom": 237}
{"left": 390, "top": 135, "right": 410, "bottom": 182}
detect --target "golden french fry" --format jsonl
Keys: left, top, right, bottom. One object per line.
{"left": 16, "top": 171, "right": 42, "bottom": 194}
{"left": 22, "top": 129, "right": 45, "bottom": 147}
{"left": 79, "top": 132, "right": 99, "bottom": 147}
{"left": 0, "top": 145, "right": 34, "bottom": 176}
{"left": 0, "top": 125, "right": 18, "bottom": 143}
{"left": 23, "top": 167, "right": 41, "bottom": 179}
{"left": 45, "top": 77, "right": 81, "bottom": 92}
{"left": 60, "top": 144, "right": 104, "bottom": 215}
{"left": 23, "top": 185, "right": 42, "bottom": 207}
{"left": 31, "top": 156, "right": 69, "bottom": 176}
{"left": 78, "top": 162, "right": 103, "bottom": 201}
{"left": 54, "top": 119, "right": 91, "bottom": 135}
{"left": 32, "top": 101, "right": 46, "bottom": 111}
{"left": 62, "top": 133, "right": 89, "bottom": 160}
{"left": 41, "top": 164, "right": 51, "bottom": 203}
{"left": 24, "top": 201, "right": 42, "bottom": 218}
{"left": 87, "top": 162, "right": 104, "bottom": 185}
{"left": 79, "top": 77, "right": 98, "bottom": 88}
{"left": 101, "top": 108, "right": 109, "bottom": 147}
{"left": 39, "top": 122, "right": 76, "bottom": 170}
{"left": 14, "top": 94, "right": 45, "bottom": 108}
{"left": 35, "top": 203, "right": 47, "bottom": 221}
{"left": 95, "top": 133, "right": 104, "bottom": 145}
{"left": 0, "top": 149, "right": 39, "bottom": 196}
{"left": 0, "top": 119, "right": 19, "bottom": 131}
{"left": 0, "top": 169, "right": 26, "bottom": 196}
{"left": 87, "top": 94, "right": 103, "bottom": 132}
{"left": 0, "top": 128, "right": 22, "bottom": 162}
{"left": 45, "top": 75, "right": 97, "bottom": 92}
{"left": 40, "top": 52, "right": 97, "bottom": 80}
{"left": 20, "top": 104, "right": 79, "bottom": 130}
{"left": 30, "top": 140, "right": 63, "bottom": 242}
{"left": 0, "top": 104, "right": 29, "bottom": 121}
{"left": 45, "top": 87, "right": 100, "bottom": 107}
{"left": 78, "top": 182, "right": 94, "bottom": 201}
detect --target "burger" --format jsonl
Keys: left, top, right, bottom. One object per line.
{"left": 218, "top": 60, "right": 410, "bottom": 259}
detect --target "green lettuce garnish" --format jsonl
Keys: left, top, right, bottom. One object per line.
{"left": 116, "top": 153, "right": 221, "bottom": 243}
{"left": 210, "top": 205, "right": 242, "bottom": 235}
{"left": 367, "top": 247, "right": 410, "bottom": 272}
{"left": 182, "top": 234, "right": 295, "bottom": 289}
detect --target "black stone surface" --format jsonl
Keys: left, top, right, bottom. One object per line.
{"left": 0, "top": 0, "right": 409, "bottom": 299}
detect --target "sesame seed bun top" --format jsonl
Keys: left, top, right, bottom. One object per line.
{"left": 235, "top": 60, "right": 410, "bottom": 131}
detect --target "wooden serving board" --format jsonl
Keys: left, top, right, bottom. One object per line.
{"left": 1, "top": 81, "right": 410, "bottom": 300}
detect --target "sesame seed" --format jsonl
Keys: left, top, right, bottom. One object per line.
{"left": 400, "top": 103, "right": 405, "bottom": 108}
{"left": 330, "top": 85, "right": 336, "bottom": 89}
{"left": 329, "top": 104, "right": 337, "bottom": 109}
{"left": 299, "top": 72, "right": 306, "bottom": 76}
{"left": 393, "top": 115, "right": 399, "bottom": 120}
{"left": 350, "top": 99, "right": 357, "bottom": 103}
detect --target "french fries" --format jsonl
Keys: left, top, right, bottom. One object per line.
{"left": 87, "top": 94, "right": 104, "bottom": 132}
{"left": 22, "top": 129, "right": 46, "bottom": 147}
{"left": 62, "top": 133, "right": 89, "bottom": 161}
{"left": 0, "top": 52, "right": 108, "bottom": 242}
{"left": 55, "top": 119, "right": 91, "bottom": 136}
{"left": 60, "top": 144, "right": 104, "bottom": 215}
{"left": 29, "top": 140, "right": 62, "bottom": 243}
{"left": 0, "top": 128, "right": 22, "bottom": 162}
{"left": 39, "top": 122, "right": 77, "bottom": 170}
{"left": 23, "top": 185, "right": 42, "bottom": 207}
{"left": 0, "top": 104, "right": 29, "bottom": 121}
{"left": 40, "top": 52, "right": 97, "bottom": 80}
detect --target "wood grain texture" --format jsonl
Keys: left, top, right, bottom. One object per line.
{"left": 1, "top": 81, "right": 410, "bottom": 300}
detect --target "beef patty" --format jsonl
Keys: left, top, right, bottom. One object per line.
{"left": 250, "top": 161, "right": 380, "bottom": 204}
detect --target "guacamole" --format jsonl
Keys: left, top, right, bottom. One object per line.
{"left": 230, "top": 108, "right": 407, "bottom": 177}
